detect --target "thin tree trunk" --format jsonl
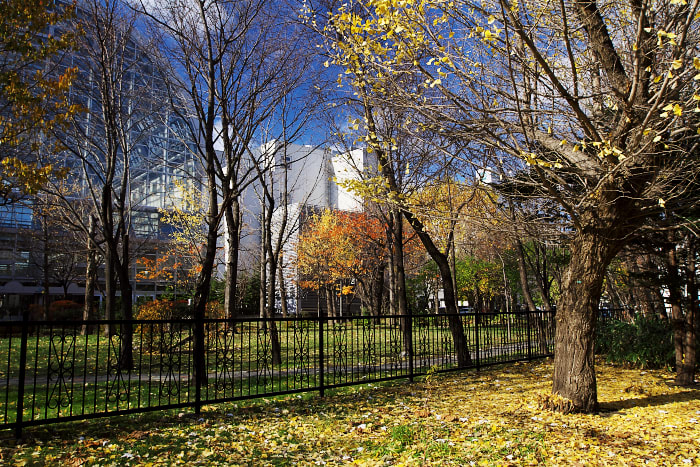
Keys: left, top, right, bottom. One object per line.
{"left": 190, "top": 165, "right": 220, "bottom": 390}
{"left": 266, "top": 251, "right": 282, "bottom": 365}
{"left": 117, "top": 234, "right": 133, "bottom": 371}
{"left": 82, "top": 216, "right": 97, "bottom": 335}
{"left": 42, "top": 217, "right": 50, "bottom": 320}
{"left": 372, "top": 264, "right": 385, "bottom": 319}
{"left": 224, "top": 199, "right": 240, "bottom": 319}
{"left": 401, "top": 212, "right": 471, "bottom": 367}
{"left": 433, "top": 275, "right": 440, "bottom": 314}
{"left": 391, "top": 210, "right": 410, "bottom": 354}
{"left": 279, "top": 258, "right": 288, "bottom": 317}
{"left": 515, "top": 239, "right": 538, "bottom": 312}
{"left": 325, "top": 285, "right": 335, "bottom": 320}
{"left": 104, "top": 244, "right": 115, "bottom": 336}
{"left": 387, "top": 227, "right": 396, "bottom": 317}
{"left": 515, "top": 239, "right": 554, "bottom": 357}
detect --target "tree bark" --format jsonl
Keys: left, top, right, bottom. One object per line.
{"left": 404, "top": 212, "right": 472, "bottom": 367}
{"left": 82, "top": 216, "right": 97, "bottom": 335}
{"left": 42, "top": 216, "right": 50, "bottom": 321}
{"left": 279, "top": 258, "right": 288, "bottom": 317}
{"left": 552, "top": 228, "right": 620, "bottom": 412}
{"left": 667, "top": 240, "right": 688, "bottom": 383}
{"left": 265, "top": 246, "right": 282, "bottom": 365}
{"left": 116, "top": 233, "right": 133, "bottom": 371}
{"left": 518, "top": 241, "right": 552, "bottom": 355}
{"left": 391, "top": 210, "right": 411, "bottom": 354}
{"left": 515, "top": 239, "right": 538, "bottom": 312}
{"left": 224, "top": 200, "right": 240, "bottom": 320}
{"left": 678, "top": 235, "right": 697, "bottom": 386}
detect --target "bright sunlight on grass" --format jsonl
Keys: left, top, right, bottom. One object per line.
{"left": 2, "top": 359, "right": 698, "bottom": 466}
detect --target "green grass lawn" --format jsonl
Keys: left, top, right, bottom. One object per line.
{"left": 1, "top": 358, "right": 698, "bottom": 466}
{"left": 0, "top": 316, "right": 544, "bottom": 379}
{"left": 0, "top": 316, "right": 551, "bottom": 429}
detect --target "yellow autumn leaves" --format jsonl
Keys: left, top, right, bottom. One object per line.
{"left": 5, "top": 360, "right": 699, "bottom": 465}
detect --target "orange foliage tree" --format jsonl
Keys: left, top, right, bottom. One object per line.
{"left": 136, "top": 181, "right": 206, "bottom": 296}
{"left": 136, "top": 246, "right": 202, "bottom": 295}
{"left": 296, "top": 209, "right": 390, "bottom": 316}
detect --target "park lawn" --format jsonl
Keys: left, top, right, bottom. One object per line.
{"left": 1, "top": 359, "right": 698, "bottom": 466}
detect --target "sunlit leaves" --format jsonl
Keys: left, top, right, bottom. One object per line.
{"left": 296, "top": 209, "right": 386, "bottom": 293}
{"left": 6, "top": 361, "right": 700, "bottom": 465}
{"left": 0, "top": 0, "right": 81, "bottom": 198}
{"left": 138, "top": 181, "right": 206, "bottom": 291}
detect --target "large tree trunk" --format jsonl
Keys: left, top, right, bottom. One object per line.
{"left": 552, "top": 229, "right": 620, "bottom": 412}
{"left": 667, "top": 241, "right": 688, "bottom": 383}
{"left": 678, "top": 235, "right": 697, "bottom": 386}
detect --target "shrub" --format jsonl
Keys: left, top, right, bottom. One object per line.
{"left": 136, "top": 299, "right": 191, "bottom": 352}
{"left": 595, "top": 315, "right": 674, "bottom": 369}
{"left": 136, "top": 299, "right": 190, "bottom": 321}
{"left": 28, "top": 303, "right": 46, "bottom": 320}
{"left": 206, "top": 300, "right": 225, "bottom": 319}
{"left": 49, "top": 300, "right": 82, "bottom": 321}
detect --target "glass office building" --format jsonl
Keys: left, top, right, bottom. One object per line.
{"left": 0, "top": 4, "right": 200, "bottom": 313}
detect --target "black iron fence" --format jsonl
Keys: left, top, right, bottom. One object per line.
{"left": 0, "top": 310, "right": 554, "bottom": 437}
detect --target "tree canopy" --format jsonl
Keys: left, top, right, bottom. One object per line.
{"left": 0, "top": 0, "right": 80, "bottom": 200}
{"left": 311, "top": 0, "right": 700, "bottom": 412}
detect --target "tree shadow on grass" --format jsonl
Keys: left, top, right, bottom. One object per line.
{"left": 599, "top": 386, "right": 700, "bottom": 413}
{"left": 0, "top": 383, "right": 397, "bottom": 446}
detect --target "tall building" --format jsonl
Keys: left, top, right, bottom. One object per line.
{"left": 0, "top": 4, "right": 200, "bottom": 315}
{"left": 233, "top": 142, "right": 376, "bottom": 315}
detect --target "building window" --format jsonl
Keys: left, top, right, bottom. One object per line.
{"left": 0, "top": 203, "right": 32, "bottom": 228}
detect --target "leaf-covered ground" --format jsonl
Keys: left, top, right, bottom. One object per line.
{"left": 1, "top": 359, "right": 698, "bottom": 466}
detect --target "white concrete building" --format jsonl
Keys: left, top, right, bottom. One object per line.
{"left": 232, "top": 143, "right": 376, "bottom": 314}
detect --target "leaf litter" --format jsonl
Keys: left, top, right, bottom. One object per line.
{"left": 1, "top": 359, "right": 698, "bottom": 466}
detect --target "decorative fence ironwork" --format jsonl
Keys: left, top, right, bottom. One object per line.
{"left": 0, "top": 310, "right": 555, "bottom": 438}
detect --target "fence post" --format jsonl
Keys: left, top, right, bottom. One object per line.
{"left": 526, "top": 309, "right": 532, "bottom": 361}
{"left": 475, "top": 312, "right": 480, "bottom": 371}
{"left": 319, "top": 315, "right": 325, "bottom": 397}
{"left": 15, "top": 310, "right": 29, "bottom": 439}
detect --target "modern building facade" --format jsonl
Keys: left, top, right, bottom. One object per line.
{"left": 0, "top": 4, "right": 200, "bottom": 315}
{"left": 233, "top": 142, "right": 376, "bottom": 315}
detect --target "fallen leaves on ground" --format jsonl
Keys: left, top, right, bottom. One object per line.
{"left": 1, "top": 359, "right": 699, "bottom": 466}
